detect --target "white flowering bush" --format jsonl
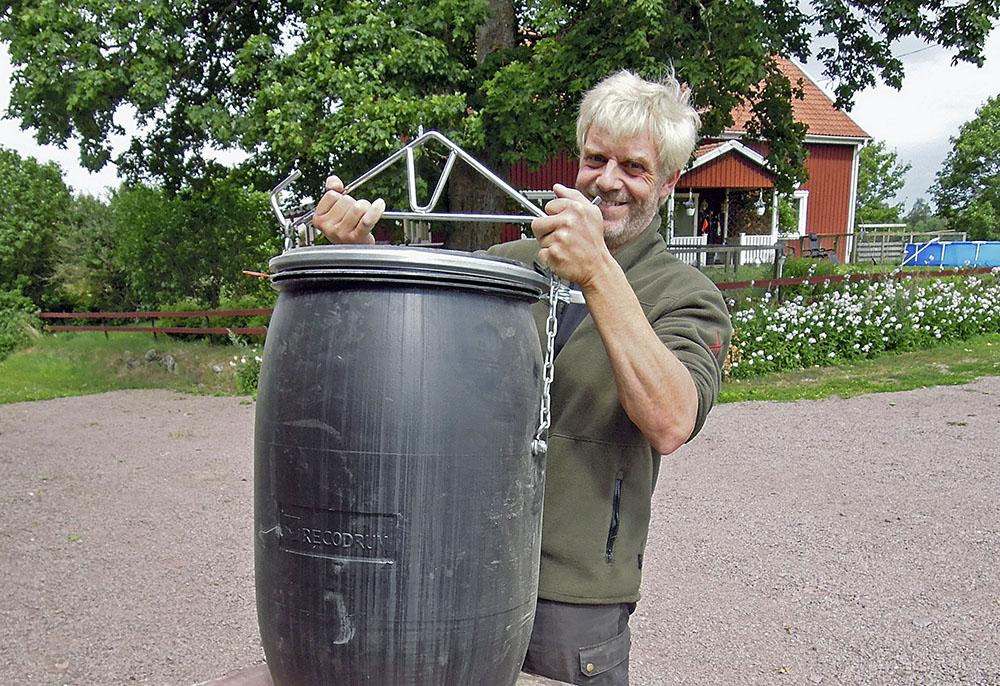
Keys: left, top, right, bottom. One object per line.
{"left": 230, "top": 350, "right": 262, "bottom": 395}
{"left": 227, "top": 331, "right": 263, "bottom": 396}
{"left": 727, "top": 269, "right": 1000, "bottom": 379}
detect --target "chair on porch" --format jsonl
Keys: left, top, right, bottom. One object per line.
{"left": 804, "top": 232, "right": 838, "bottom": 264}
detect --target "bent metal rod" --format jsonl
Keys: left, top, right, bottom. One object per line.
{"left": 269, "top": 129, "right": 550, "bottom": 250}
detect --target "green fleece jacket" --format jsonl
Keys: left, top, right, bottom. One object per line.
{"left": 488, "top": 215, "right": 733, "bottom": 603}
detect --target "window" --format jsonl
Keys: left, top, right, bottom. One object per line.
{"left": 778, "top": 190, "right": 809, "bottom": 237}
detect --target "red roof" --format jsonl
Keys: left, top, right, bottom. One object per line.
{"left": 725, "top": 58, "right": 868, "bottom": 139}
{"left": 691, "top": 141, "right": 725, "bottom": 158}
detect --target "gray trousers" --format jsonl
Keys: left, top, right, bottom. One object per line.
{"left": 521, "top": 599, "right": 635, "bottom": 685}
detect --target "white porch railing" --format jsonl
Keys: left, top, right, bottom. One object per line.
{"left": 739, "top": 233, "right": 775, "bottom": 265}
{"left": 667, "top": 235, "right": 707, "bottom": 267}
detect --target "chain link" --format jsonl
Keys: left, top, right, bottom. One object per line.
{"left": 531, "top": 273, "right": 562, "bottom": 456}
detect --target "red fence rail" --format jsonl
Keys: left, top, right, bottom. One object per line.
{"left": 40, "top": 267, "right": 996, "bottom": 337}
{"left": 39, "top": 309, "right": 272, "bottom": 337}
{"left": 716, "top": 266, "right": 996, "bottom": 292}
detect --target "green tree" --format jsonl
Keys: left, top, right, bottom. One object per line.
{"left": 904, "top": 198, "right": 947, "bottom": 235}
{"left": 0, "top": 146, "right": 72, "bottom": 307}
{"left": 931, "top": 95, "right": 1000, "bottom": 241}
{"left": 110, "top": 170, "right": 281, "bottom": 308}
{"left": 50, "top": 194, "right": 134, "bottom": 311}
{"left": 855, "top": 139, "right": 911, "bottom": 226}
{"left": 777, "top": 194, "right": 802, "bottom": 235}
{"left": 0, "top": 287, "right": 41, "bottom": 362}
{"left": 4, "top": 0, "right": 998, "bottom": 249}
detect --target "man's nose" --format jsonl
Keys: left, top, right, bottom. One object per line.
{"left": 597, "top": 161, "right": 624, "bottom": 191}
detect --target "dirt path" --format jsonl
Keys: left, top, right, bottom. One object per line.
{"left": 1, "top": 380, "right": 998, "bottom": 685}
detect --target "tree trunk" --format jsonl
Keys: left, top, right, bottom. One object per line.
{"left": 444, "top": 0, "right": 516, "bottom": 252}
{"left": 475, "top": 0, "right": 515, "bottom": 58}
{"left": 444, "top": 154, "right": 511, "bottom": 251}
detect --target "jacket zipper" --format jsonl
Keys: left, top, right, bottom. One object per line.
{"left": 605, "top": 477, "right": 623, "bottom": 563}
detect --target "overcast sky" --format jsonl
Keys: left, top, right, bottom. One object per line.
{"left": 827, "top": 27, "right": 1000, "bottom": 211}
{"left": 2, "top": 28, "right": 999, "bottom": 210}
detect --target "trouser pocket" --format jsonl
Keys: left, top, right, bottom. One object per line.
{"left": 578, "top": 624, "right": 631, "bottom": 684}
{"left": 523, "top": 600, "right": 634, "bottom": 685}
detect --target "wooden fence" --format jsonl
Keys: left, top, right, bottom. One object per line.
{"left": 853, "top": 230, "right": 967, "bottom": 264}
{"left": 39, "top": 309, "right": 272, "bottom": 338}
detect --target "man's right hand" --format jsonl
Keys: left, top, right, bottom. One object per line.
{"left": 312, "top": 175, "right": 385, "bottom": 245}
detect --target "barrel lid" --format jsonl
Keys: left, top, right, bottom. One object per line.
{"left": 269, "top": 245, "right": 549, "bottom": 297}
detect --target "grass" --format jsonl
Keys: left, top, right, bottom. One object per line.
{"left": 0, "top": 331, "right": 246, "bottom": 404}
{"left": 2, "top": 330, "right": 999, "bottom": 406}
{"left": 720, "top": 333, "right": 1000, "bottom": 403}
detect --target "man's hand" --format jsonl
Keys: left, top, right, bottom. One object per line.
{"left": 531, "top": 184, "right": 612, "bottom": 287}
{"left": 534, "top": 186, "right": 697, "bottom": 455}
{"left": 312, "top": 175, "right": 385, "bottom": 245}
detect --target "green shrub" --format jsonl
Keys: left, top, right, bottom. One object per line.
{"left": 157, "top": 292, "right": 274, "bottom": 344}
{"left": 214, "top": 292, "right": 276, "bottom": 338}
{"left": 780, "top": 257, "right": 841, "bottom": 299}
{"left": 156, "top": 297, "right": 211, "bottom": 341}
{"left": 228, "top": 332, "right": 262, "bottom": 397}
{"left": 0, "top": 289, "right": 42, "bottom": 362}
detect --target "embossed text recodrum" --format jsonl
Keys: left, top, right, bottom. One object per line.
{"left": 279, "top": 504, "right": 398, "bottom": 564}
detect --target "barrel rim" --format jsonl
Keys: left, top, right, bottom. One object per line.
{"left": 268, "top": 245, "right": 549, "bottom": 296}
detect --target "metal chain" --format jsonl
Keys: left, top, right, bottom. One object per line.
{"left": 531, "top": 273, "right": 562, "bottom": 456}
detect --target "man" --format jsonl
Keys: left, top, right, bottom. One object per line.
{"left": 313, "top": 69, "right": 733, "bottom": 685}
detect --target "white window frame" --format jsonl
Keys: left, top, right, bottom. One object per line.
{"left": 780, "top": 190, "right": 809, "bottom": 237}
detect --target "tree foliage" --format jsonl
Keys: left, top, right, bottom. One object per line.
{"left": 0, "top": 146, "right": 72, "bottom": 307}
{"left": 4, "top": 0, "right": 999, "bottom": 248}
{"left": 904, "top": 198, "right": 947, "bottom": 234}
{"left": 855, "top": 139, "right": 910, "bottom": 226}
{"left": 0, "top": 146, "right": 279, "bottom": 312}
{"left": 931, "top": 94, "right": 1000, "bottom": 241}
{"left": 0, "top": 286, "right": 41, "bottom": 362}
{"left": 109, "top": 171, "right": 281, "bottom": 309}
{"left": 50, "top": 194, "right": 131, "bottom": 310}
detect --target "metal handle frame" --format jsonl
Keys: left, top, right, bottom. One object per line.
{"left": 269, "top": 129, "right": 547, "bottom": 250}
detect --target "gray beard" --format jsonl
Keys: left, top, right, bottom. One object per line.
{"left": 602, "top": 193, "right": 661, "bottom": 252}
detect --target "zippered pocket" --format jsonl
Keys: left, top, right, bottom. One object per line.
{"left": 605, "top": 476, "right": 623, "bottom": 563}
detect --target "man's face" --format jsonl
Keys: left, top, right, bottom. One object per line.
{"left": 575, "top": 126, "right": 678, "bottom": 251}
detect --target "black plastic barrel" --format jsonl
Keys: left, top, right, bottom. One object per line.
{"left": 254, "top": 246, "right": 548, "bottom": 686}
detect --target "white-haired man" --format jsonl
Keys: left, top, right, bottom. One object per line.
{"left": 313, "top": 69, "right": 732, "bottom": 685}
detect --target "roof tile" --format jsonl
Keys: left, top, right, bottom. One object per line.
{"left": 725, "top": 58, "right": 869, "bottom": 139}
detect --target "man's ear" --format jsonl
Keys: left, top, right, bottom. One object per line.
{"left": 658, "top": 170, "right": 681, "bottom": 202}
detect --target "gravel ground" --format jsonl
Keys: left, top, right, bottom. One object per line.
{"left": 1, "top": 379, "right": 998, "bottom": 685}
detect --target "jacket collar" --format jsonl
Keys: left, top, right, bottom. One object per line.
{"left": 611, "top": 213, "right": 664, "bottom": 273}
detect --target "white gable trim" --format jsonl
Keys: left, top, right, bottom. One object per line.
{"left": 687, "top": 139, "right": 771, "bottom": 172}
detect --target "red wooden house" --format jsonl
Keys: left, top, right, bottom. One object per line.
{"left": 507, "top": 59, "right": 870, "bottom": 263}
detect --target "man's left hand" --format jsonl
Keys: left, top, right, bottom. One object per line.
{"left": 531, "top": 183, "right": 611, "bottom": 287}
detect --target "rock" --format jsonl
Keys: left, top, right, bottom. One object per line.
{"left": 144, "top": 349, "right": 159, "bottom": 362}
{"left": 160, "top": 354, "right": 178, "bottom": 373}
{"left": 210, "top": 364, "right": 225, "bottom": 374}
